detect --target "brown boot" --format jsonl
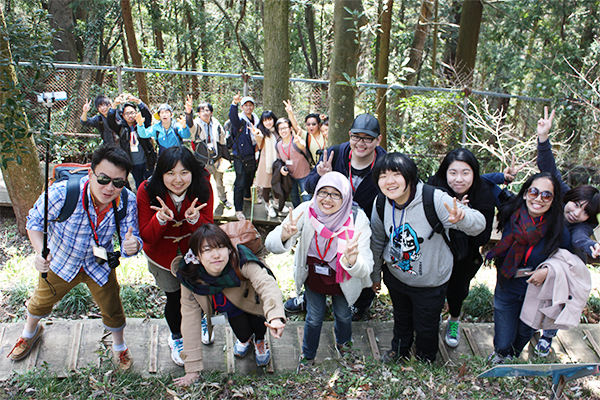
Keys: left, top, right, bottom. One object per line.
{"left": 7, "top": 324, "right": 44, "bottom": 361}
{"left": 114, "top": 348, "right": 133, "bottom": 371}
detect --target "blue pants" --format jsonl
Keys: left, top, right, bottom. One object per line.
{"left": 302, "top": 285, "right": 352, "bottom": 360}
{"left": 493, "top": 272, "right": 535, "bottom": 358}
{"left": 291, "top": 175, "right": 311, "bottom": 207}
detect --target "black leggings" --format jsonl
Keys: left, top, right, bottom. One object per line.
{"left": 228, "top": 312, "right": 267, "bottom": 343}
{"left": 164, "top": 289, "right": 182, "bottom": 337}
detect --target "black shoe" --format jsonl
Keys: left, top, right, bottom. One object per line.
{"left": 284, "top": 294, "right": 306, "bottom": 313}
{"left": 351, "top": 303, "right": 372, "bottom": 321}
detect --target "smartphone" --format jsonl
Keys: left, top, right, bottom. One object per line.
{"left": 515, "top": 268, "right": 531, "bottom": 278}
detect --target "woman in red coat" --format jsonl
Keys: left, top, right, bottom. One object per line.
{"left": 137, "top": 146, "right": 213, "bottom": 367}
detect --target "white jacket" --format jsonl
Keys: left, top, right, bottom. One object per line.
{"left": 265, "top": 201, "right": 374, "bottom": 305}
{"left": 520, "top": 248, "right": 591, "bottom": 330}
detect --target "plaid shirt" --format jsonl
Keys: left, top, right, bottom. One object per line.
{"left": 26, "top": 176, "right": 142, "bottom": 286}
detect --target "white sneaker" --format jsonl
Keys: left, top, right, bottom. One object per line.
{"left": 265, "top": 203, "right": 277, "bottom": 218}
{"left": 168, "top": 335, "right": 184, "bottom": 367}
{"left": 280, "top": 206, "right": 290, "bottom": 214}
{"left": 236, "top": 211, "right": 246, "bottom": 221}
{"left": 201, "top": 315, "right": 214, "bottom": 345}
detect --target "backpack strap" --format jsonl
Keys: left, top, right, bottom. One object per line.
{"left": 173, "top": 126, "right": 183, "bottom": 146}
{"left": 375, "top": 193, "right": 386, "bottom": 223}
{"left": 422, "top": 184, "right": 452, "bottom": 250}
{"left": 55, "top": 174, "right": 82, "bottom": 222}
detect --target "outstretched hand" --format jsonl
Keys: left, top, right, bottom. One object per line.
{"left": 185, "top": 94, "right": 194, "bottom": 114}
{"left": 591, "top": 243, "right": 600, "bottom": 259}
{"left": 233, "top": 92, "right": 242, "bottom": 105}
{"left": 82, "top": 99, "right": 91, "bottom": 113}
{"left": 292, "top": 131, "right": 306, "bottom": 148}
{"left": 184, "top": 198, "right": 208, "bottom": 221}
{"left": 444, "top": 198, "right": 465, "bottom": 224}
{"left": 173, "top": 372, "right": 200, "bottom": 387}
{"left": 281, "top": 207, "right": 304, "bottom": 242}
{"left": 283, "top": 99, "right": 294, "bottom": 115}
{"left": 150, "top": 196, "right": 175, "bottom": 222}
{"left": 503, "top": 154, "right": 530, "bottom": 183}
{"left": 316, "top": 148, "right": 334, "bottom": 176}
{"left": 264, "top": 319, "right": 286, "bottom": 339}
{"left": 135, "top": 112, "right": 145, "bottom": 126}
{"left": 537, "top": 106, "right": 555, "bottom": 143}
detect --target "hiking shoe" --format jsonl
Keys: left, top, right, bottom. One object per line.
{"left": 234, "top": 338, "right": 252, "bottom": 358}
{"left": 168, "top": 335, "right": 184, "bottom": 367}
{"left": 221, "top": 200, "right": 233, "bottom": 209}
{"left": 114, "top": 348, "right": 133, "bottom": 371}
{"left": 254, "top": 339, "right": 270, "bottom": 367}
{"left": 297, "top": 354, "right": 315, "bottom": 373}
{"left": 7, "top": 324, "right": 44, "bottom": 361}
{"left": 535, "top": 336, "right": 552, "bottom": 357}
{"left": 351, "top": 303, "right": 371, "bottom": 321}
{"left": 236, "top": 211, "right": 246, "bottom": 221}
{"left": 335, "top": 341, "right": 354, "bottom": 358}
{"left": 487, "top": 351, "right": 512, "bottom": 365}
{"left": 201, "top": 315, "right": 214, "bottom": 345}
{"left": 284, "top": 294, "right": 306, "bottom": 313}
{"left": 445, "top": 320, "right": 460, "bottom": 348}
{"left": 265, "top": 203, "right": 277, "bottom": 218}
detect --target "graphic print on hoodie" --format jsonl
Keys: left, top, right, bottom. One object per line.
{"left": 390, "top": 223, "right": 423, "bottom": 275}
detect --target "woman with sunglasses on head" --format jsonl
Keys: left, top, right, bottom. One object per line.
{"left": 274, "top": 117, "right": 312, "bottom": 208}
{"left": 137, "top": 146, "right": 214, "bottom": 367}
{"left": 172, "top": 224, "right": 286, "bottom": 386}
{"left": 428, "top": 148, "right": 496, "bottom": 348}
{"left": 249, "top": 110, "right": 279, "bottom": 218}
{"left": 486, "top": 172, "right": 570, "bottom": 363}
{"left": 283, "top": 100, "right": 327, "bottom": 166}
{"left": 265, "top": 172, "right": 373, "bottom": 369}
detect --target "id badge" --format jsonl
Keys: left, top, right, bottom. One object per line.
{"left": 314, "top": 263, "right": 331, "bottom": 276}
{"left": 93, "top": 245, "right": 108, "bottom": 261}
{"left": 211, "top": 313, "right": 228, "bottom": 325}
{"left": 389, "top": 244, "right": 403, "bottom": 263}
{"left": 130, "top": 143, "right": 139, "bottom": 152}
{"left": 286, "top": 159, "right": 293, "bottom": 166}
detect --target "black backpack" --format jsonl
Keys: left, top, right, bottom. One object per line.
{"left": 375, "top": 184, "right": 466, "bottom": 260}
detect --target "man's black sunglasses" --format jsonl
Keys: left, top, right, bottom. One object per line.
{"left": 93, "top": 171, "right": 127, "bottom": 188}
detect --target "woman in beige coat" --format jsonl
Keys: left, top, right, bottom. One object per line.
{"left": 172, "top": 224, "right": 286, "bottom": 386}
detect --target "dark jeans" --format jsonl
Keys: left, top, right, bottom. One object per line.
{"left": 132, "top": 163, "right": 153, "bottom": 189}
{"left": 493, "top": 272, "right": 535, "bottom": 358}
{"left": 384, "top": 265, "right": 448, "bottom": 362}
{"left": 446, "top": 251, "right": 483, "bottom": 318}
{"left": 233, "top": 157, "right": 255, "bottom": 211}
{"left": 228, "top": 312, "right": 267, "bottom": 342}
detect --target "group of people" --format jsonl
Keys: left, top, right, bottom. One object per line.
{"left": 7, "top": 97, "right": 599, "bottom": 385}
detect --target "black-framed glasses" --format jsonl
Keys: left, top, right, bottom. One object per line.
{"left": 526, "top": 187, "right": 554, "bottom": 203}
{"left": 349, "top": 134, "right": 375, "bottom": 144}
{"left": 316, "top": 190, "right": 342, "bottom": 201}
{"left": 93, "top": 171, "right": 127, "bottom": 188}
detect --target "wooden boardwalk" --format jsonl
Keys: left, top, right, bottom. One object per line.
{"left": 1, "top": 319, "right": 600, "bottom": 380}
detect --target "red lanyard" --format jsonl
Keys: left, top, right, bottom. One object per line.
{"left": 312, "top": 133, "right": 325, "bottom": 150}
{"left": 315, "top": 233, "right": 334, "bottom": 260}
{"left": 524, "top": 215, "right": 544, "bottom": 265}
{"left": 348, "top": 150, "right": 377, "bottom": 193}
{"left": 212, "top": 294, "right": 227, "bottom": 309}
{"left": 281, "top": 139, "right": 292, "bottom": 159}
{"left": 82, "top": 181, "right": 100, "bottom": 245}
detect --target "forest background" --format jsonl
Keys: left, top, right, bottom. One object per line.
{"left": 1, "top": 0, "right": 600, "bottom": 231}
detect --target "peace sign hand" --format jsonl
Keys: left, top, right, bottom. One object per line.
{"left": 150, "top": 196, "right": 174, "bottom": 222}
{"left": 123, "top": 226, "right": 139, "bottom": 255}
{"left": 233, "top": 92, "right": 242, "bottom": 105}
{"left": 444, "top": 197, "right": 465, "bottom": 224}
{"left": 293, "top": 131, "right": 306, "bottom": 148}
{"left": 316, "top": 148, "right": 334, "bottom": 176}
{"left": 185, "top": 94, "right": 194, "bottom": 114}
{"left": 283, "top": 99, "right": 293, "bottom": 115}
{"left": 281, "top": 207, "right": 304, "bottom": 243}
{"left": 503, "top": 154, "right": 530, "bottom": 183}
{"left": 82, "top": 99, "right": 91, "bottom": 113}
{"left": 184, "top": 198, "right": 208, "bottom": 222}
{"left": 537, "top": 106, "right": 555, "bottom": 143}
{"left": 342, "top": 230, "right": 362, "bottom": 266}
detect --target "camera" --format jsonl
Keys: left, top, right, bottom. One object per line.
{"left": 96, "top": 250, "right": 121, "bottom": 269}
{"left": 283, "top": 166, "right": 289, "bottom": 172}
{"left": 316, "top": 149, "right": 324, "bottom": 157}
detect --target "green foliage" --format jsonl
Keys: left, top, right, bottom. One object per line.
{"left": 54, "top": 284, "right": 93, "bottom": 316}
{"left": 7, "top": 284, "right": 32, "bottom": 317}
{"left": 586, "top": 294, "right": 600, "bottom": 315}
{"left": 120, "top": 284, "right": 163, "bottom": 318}
{"left": 462, "top": 283, "right": 494, "bottom": 322}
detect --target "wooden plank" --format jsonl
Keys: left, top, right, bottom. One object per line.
{"left": 148, "top": 325, "right": 158, "bottom": 373}
{"left": 297, "top": 326, "right": 304, "bottom": 349}
{"left": 26, "top": 332, "right": 41, "bottom": 371}
{"left": 463, "top": 327, "right": 481, "bottom": 358}
{"left": 437, "top": 332, "right": 450, "bottom": 363}
{"left": 556, "top": 331, "right": 578, "bottom": 363}
{"left": 67, "top": 323, "right": 83, "bottom": 371}
{"left": 366, "top": 328, "right": 380, "bottom": 361}
{"left": 265, "top": 331, "right": 274, "bottom": 373}
{"left": 225, "top": 327, "right": 235, "bottom": 374}
{"left": 583, "top": 329, "right": 600, "bottom": 361}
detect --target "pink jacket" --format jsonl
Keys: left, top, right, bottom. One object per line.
{"left": 520, "top": 249, "right": 591, "bottom": 330}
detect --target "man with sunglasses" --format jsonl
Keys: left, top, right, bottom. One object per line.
{"left": 288, "top": 114, "right": 386, "bottom": 319}
{"left": 7, "top": 145, "right": 142, "bottom": 371}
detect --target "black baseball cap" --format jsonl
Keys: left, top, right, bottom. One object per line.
{"left": 350, "top": 114, "right": 380, "bottom": 138}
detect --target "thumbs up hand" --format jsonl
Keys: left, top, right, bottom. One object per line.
{"left": 122, "top": 226, "right": 140, "bottom": 255}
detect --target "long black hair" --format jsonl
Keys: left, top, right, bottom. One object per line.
{"left": 257, "top": 110, "right": 277, "bottom": 138}
{"left": 497, "top": 172, "right": 565, "bottom": 254}
{"left": 179, "top": 224, "right": 242, "bottom": 281}
{"left": 429, "top": 148, "right": 483, "bottom": 203}
{"left": 145, "top": 146, "right": 209, "bottom": 207}
{"left": 564, "top": 185, "right": 600, "bottom": 227}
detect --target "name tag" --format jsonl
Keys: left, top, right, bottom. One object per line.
{"left": 130, "top": 143, "right": 139, "bottom": 152}
{"left": 314, "top": 264, "right": 331, "bottom": 276}
{"left": 93, "top": 245, "right": 108, "bottom": 261}
{"left": 389, "top": 244, "right": 403, "bottom": 263}
{"left": 211, "top": 313, "right": 228, "bottom": 325}
{"left": 286, "top": 159, "right": 293, "bottom": 166}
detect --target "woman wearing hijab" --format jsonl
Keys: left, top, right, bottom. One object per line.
{"left": 265, "top": 171, "right": 374, "bottom": 369}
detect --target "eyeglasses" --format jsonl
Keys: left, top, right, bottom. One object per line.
{"left": 199, "top": 108, "right": 211, "bottom": 113}
{"left": 526, "top": 187, "right": 554, "bottom": 203}
{"left": 349, "top": 134, "right": 375, "bottom": 144}
{"left": 316, "top": 190, "right": 342, "bottom": 201}
{"left": 93, "top": 171, "right": 127, "bottom": 188}
{"left": 123, "top": 111, "right": 137, "bottom": 116}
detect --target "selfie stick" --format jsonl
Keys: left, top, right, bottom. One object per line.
{"left": 39, "top": 91, "right": 67, "bottom": 279}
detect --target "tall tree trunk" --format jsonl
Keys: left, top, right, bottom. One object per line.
{"left": 376, "top": 0, "right": 393, "bottom": 150}
{"left": 121, "top": 0, "right": 148, "bottom": 104}
{"left": 263, "top": 0, "right": 289, "bottom": 117}
{"left": 442, "top": 1, "right": 461, "bottom": 81}
{"left": 305, "top": 4, "right": 319, "bottom": 78}
{"left": 328, "top": 0, "right": 365, "bottom": 145}
{"left": 404, "top": 0, "right": 434, "bottom": 88}
{"left": 0, "top": 8, "right": 44, "bottom": 234}
{"left": 120, "top": 21, "right": 130, "bottom": 65}
{"left": 454, "top": 0, "right": 483, "bottom": 87}
{"left": 48, "top": 0, "right": 78, "bottom": 61}
{"left": 186, "top": 6, "right": 198, "bottom": 95}
{"left": 150, "top": 0, "right": 164, "bottom": 52}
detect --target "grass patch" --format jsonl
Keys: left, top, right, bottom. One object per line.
{"left": 462, "top": 283, "right": 495, "bottom": 322}
{"left": 121, "top": 284, "right": 164, "bottom": 318}
{"left": 54, "top": 284, "right": 93, "bottom": 316}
